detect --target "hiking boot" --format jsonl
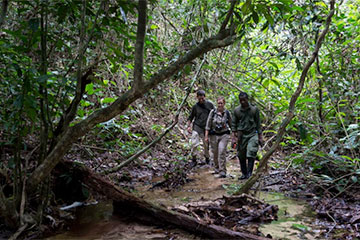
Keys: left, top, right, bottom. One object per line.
{"left": 218, "top": 172, "right": 226, "bottom": 178}
{"left": 212, "top": 169, "right": 219, "bottom": 174}
{"left": 238, "top": 175, "right": 248, "bottom": 180}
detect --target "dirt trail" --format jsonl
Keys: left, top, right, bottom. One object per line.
{"left": 137, "top": 157, "right": 243, "bottom": 206}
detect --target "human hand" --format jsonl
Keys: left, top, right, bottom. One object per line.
{"left": 187, "top": 126, "right": 192, "bottom": 134}
{"left": 259, "top": 136, "right": 264, "bottom": 146}
{"left": 231, "top": 137, "right": 237, "bottom": 149}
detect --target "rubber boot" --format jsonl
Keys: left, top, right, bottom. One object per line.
{"left": 247, "top": 157, "right": 255, "bottom": 178}
{"left": 239, "top": 157, "right": 248, "bottom": 179}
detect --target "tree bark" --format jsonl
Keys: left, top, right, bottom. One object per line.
{"left": 0, "top": 0, "right": 9, "bottom": 28}
{"left": 64, "top": 162, "right": 270, "bottom": 240}
{"left": 28, "top": 29, "right": 237, "bottom": 191}
{"left": 133, "top": 0, "right": 147, "bottom": 88}
{"left": 0, "top": 189, "right": 19, "bottom": 229}
{"left": 235, "top": 0, "right": 336, "bottom": 195}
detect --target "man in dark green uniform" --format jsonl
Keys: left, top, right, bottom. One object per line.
{"left": 187, "top": 90, "right": 214, "bottom": 166}
{"left": 231, "top": 92, "right": 263, "bottom": 179}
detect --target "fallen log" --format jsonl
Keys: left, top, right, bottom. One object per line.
{"left": 62, "top": 162, "right": 270, "bottom": 239}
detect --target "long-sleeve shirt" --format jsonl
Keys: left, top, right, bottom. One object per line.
{"left": 231, "top": 104, "right": 262, "bottom": 137}
{"left": 188, "top": 100, "right": 214, "bottom": 133}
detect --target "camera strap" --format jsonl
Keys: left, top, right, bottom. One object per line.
{"left": 210, "top": 109, "right": 230, "bottom": 130}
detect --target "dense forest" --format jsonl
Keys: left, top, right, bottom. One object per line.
{"left": 0, "top": 0, "right": 359, "bottom": 239}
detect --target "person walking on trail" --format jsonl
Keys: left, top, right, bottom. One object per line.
{"left": 231, "top": 92, "right": 263, "bottom": 180}
{"left": 187, "top": 90, "right": 214, "bottom": 167}
{"left": 205, "top": 97, "right": 231, "bottom": 178}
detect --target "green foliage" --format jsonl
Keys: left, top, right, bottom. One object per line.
{"left": 291, "top": 149, "right": 360, "bottom": 195}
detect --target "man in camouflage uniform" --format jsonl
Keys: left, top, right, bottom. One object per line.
{"left": 231, "top": 92, "right": 263, "bottom": 179}
{"left": 187, "top": 90, "right": 214, "bottom": 166}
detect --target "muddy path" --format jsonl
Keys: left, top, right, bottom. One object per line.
{"left": 47, "top": 155, "right": 329, "bottom": 240}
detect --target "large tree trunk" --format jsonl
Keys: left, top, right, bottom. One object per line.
{"left": 28, "top": 29, "right": 237, "bottom": 191}
{"left": 63, "top": 162, "right": 269, "bottom": 240}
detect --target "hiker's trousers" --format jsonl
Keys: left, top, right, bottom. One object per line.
{"left": 209, "top": 133, "right": 230, "bottom": 174}
{"left": 190, "top": 129, "right": 210, "bottom": 161}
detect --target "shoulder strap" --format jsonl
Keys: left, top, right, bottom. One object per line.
{"left": 225, "top": 110, "right": 230, "bottom": 120}
{"left": 209, "top": 109, "right": 215, "bottom": 120}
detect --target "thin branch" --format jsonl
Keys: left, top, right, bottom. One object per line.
{"left": 54, "top": 1, "right": 106, "bottom": 140}
{"left": 62, "top": 0, "right": 105, "bottom": 79}
{"left": 220, "top": 0, "right": 238, "bottom": 31}
{"left": 161, "top": 11, "right": 180, "bottom": 35}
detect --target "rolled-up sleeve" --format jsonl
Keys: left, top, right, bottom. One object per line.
{"left": 205, "top": 110, "right": 213, "bottom": 131}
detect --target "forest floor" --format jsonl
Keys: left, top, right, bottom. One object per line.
{"left": 42, "top": 143, "right": 360, "bottom": 240}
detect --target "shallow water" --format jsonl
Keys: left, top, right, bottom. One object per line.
{"left": 258, "top": 192, "right": 318, "bottom": 240}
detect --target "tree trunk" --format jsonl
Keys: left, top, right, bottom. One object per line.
{"left": 133, "top": 0, "right": 147, "bottom": 87}
{"left": 63, "top": 161, "right": 270, "bottom": 240}
{"left": 0, "top": 190, "right": 19, "bottom": 229}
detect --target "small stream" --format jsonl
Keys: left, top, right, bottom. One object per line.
{"left": 48, "top": 159, "right": 320, "bottom": 240}
{"left": 258, "top": 192, "right": 317, "bottom": 240}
